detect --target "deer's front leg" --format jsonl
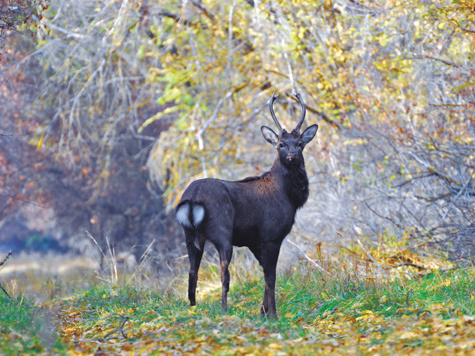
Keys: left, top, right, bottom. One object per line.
{"left": 263, "top": 268, "right": 277, "bottom": 318}
{"left": 261, "top": 244, "right": 280, "bottom": 318}
{"left": 260, "top": 289, "right": 269, "bottom": 316}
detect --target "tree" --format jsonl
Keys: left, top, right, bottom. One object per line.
{"left": 142, "top": 0, "right": 475, "bottom": 261}
{"left": 1, "top": 0, "right": 180, "bottom": 266}
{"left": 0, "top": 0, "right": 48, "bottom": 61}
{"left": 2, "top": 0, "right": 474, "bottom": 265}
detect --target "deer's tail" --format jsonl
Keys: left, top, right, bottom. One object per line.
{"left": 176, "top": 200, "right": 205, "bottom": 250}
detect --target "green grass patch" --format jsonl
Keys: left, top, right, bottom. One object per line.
{"left": 1, "top": 248, "right": 474, "bottom": 355}
{"left": 57, "top": 262, "right": 475, "bottom": 355}
{"left": 0, "top": 294, "right": 66, "bottom": 354}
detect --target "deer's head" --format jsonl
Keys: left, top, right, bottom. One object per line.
{"left": 261, "top": 93, "right": 318, "bottom": 167}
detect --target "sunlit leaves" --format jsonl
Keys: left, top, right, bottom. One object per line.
{"left": 1, "top": 237, "right": 474, "bottom": 354}
{"left": 144, "top": 0, "right": 475, "bottom": 211}
{"left": 8, "top": 0, "right": 474, "bottom": 262}
{"left": 50, "top": 247, "right": 475, "bottom": 355}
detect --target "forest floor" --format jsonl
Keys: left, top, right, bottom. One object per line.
{"left": 1, "top": 239, "right": 475, "bottom": 355}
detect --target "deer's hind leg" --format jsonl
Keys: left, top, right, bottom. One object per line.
{"left": 186, "top": 231, "right": 204, "bottom": 306}
{"left": 216, "top": 242, "right": 233, "bottom": 312}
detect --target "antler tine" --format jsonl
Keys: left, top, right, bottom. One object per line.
{"left": 294, "top": 93, "right": 306, "bottom": 132}
{"left": 269, "top": 92, "right": 283, "bottom": 132}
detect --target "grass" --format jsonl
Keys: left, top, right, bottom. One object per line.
{"left": 1, "top": 239, "right": 475, "bottom": 355}
{"left": 0, "top": 294, "right": 66, "bottom": 354}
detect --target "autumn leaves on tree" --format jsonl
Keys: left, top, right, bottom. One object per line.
{"left": 1, "top": 0, "right": 475, "bottom": 262}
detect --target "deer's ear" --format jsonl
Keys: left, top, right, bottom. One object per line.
{"left": 261, "top": 126, "right": 279, "bottom": 146}
{"left": 301, "top": 124, "right": 318, "bottom": 146}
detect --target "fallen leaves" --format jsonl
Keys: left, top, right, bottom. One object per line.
{"left": 53, "top": 290, "right": 475, "bottom": 355}
{"left": 3, "top": 243, "right": 474, "bottom": 355}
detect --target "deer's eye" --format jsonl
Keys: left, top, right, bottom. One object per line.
{"left": 298, "top": 142, "right": 303, "bottom": 147}
{"left": 279, "top": 142, "right": 285, "bottom": 148}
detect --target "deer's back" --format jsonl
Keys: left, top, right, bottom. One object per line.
{"left": 180, "top": 177, "right": 297, "bottom": 247}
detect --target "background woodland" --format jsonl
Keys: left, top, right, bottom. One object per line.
{"left": 1, "top": 0, "right": 475, "bottom": 267}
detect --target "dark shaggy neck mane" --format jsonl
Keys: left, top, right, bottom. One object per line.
{"left": 284, "top": 164, "right": 309, "bottom": 209}
{"left": 270, "top": 159, "right": 309, "bottom": 209}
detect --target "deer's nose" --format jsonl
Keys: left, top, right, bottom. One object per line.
{"left": 287, "top": 152, "right": 298, "bottom": 161}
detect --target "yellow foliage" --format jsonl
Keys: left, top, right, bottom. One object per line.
{"left": 137, "top": 0, "right": 475, "bottom": 209}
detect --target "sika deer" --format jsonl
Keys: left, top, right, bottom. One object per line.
{"left": 176, "top": 93, "right": 318, "bottom": 318}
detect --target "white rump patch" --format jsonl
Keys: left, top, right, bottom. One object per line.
{"left": 176, "top": 203, "right": 192, "bottom": 228}
{"left": 192, "top": 205, "right": 205, "bottom": 226}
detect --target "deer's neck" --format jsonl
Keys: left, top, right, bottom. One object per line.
{"left": 271, "top": 160, "right": 309, "bottom": 209}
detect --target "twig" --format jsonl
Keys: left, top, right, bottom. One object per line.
{"left": 365, "top": 202, "right": 404, "bottom": 230}
{"left": 196, "top": 97, "right": 224, "bottom": 150}
{"left": 159, "top": 10, "right": 193, "bottom": 26}
{"left": 196, "top": 91, "right": 233, "bottom": 148}
{"left": 65, "top": 312, "right": 119, "bottom": 323}
{"left": 408, "top": 55, "right": 461, "bottom": 68}
{"left": 0, "top": 251, "right": 13, "bottom": 301}
{"left": 408, "top": 151, "right": 457, "bottom": 193}
{"left": 85, "top": 230, "right": 105, "bottom": 258}
{"left": 441, "top": 173, "right": 472, "bottom": 222}
{"left": 0, "top": 283, "right": 13, "bottom": 301}
{"left": 0, "top": 132, "right": 29, "bottom": 137}
{"left": 285, "top": 92, "right": 340, "bottom": 129}
{"left": 283, "top": 45, "right": 295, "bottom": 93}
{"left": 286, "top": 240, "right": 330, "bottom": 275}
{"left": 0, "top": 194, "right": 44, "bottom": 208}
{"left": 338, "top": 243, "right": 427, "bottom": 274}
{"left": 69, "top": 313, "right": 129, "bottom": 342}
{"left": 356, "top": 238, "right": 385, "bottom": 271}
{"left": 0, "top": 250, "right": 12, "bottom": 267}
{"left": 128, "top": 239, "right": 155, "bottom": 283}
{"left": 103, "top": 315, "right": 129, "bottom": 341}
{"left": 191, "top": 0, "right": 216, "bottom": 21}
{"left": 40, "top": 21, "right": 85, "bottom": 39}
{"left": 105, "top": 235, "right": 118, "bottom": 283}
{"left": 392, "top": 262, "right": 425, "bottom": 271}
